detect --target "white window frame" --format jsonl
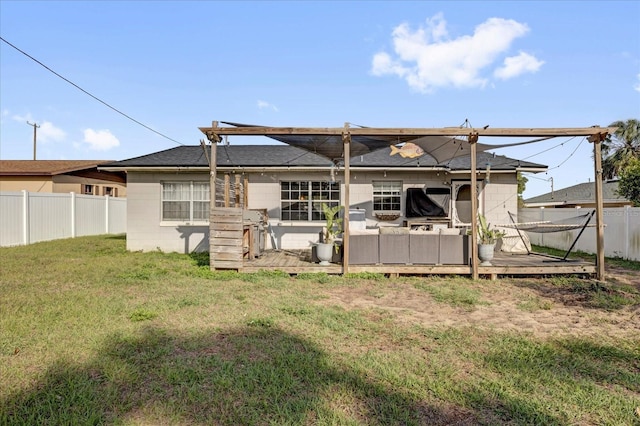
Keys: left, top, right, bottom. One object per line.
{"left": 280, "top": 181, "right": 340, "bottom": 221}
{"left": 161, "top": 181, "right": 210, "bottom": 223}
{"left": 372, "top": 180, "right": 402, "bottom": 213}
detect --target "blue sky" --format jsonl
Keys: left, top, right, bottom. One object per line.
{"left": 1, "top": 1, "right": 638, "bottom": 197}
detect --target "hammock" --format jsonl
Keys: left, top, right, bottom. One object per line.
{"left": 501, "top": 210, "right": 595, "bottom": 261}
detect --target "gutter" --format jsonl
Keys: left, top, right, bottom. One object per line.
{"left": 99, "top": 165, "right": 547, "bottom": 173}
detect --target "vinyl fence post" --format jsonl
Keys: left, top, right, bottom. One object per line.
{"left": 105, "top": 195, "right": 110, "bottom": 234}
{"left": 624, "top": 205, "right": 630, "bottom": 260}
{"left": 71, "top": 192, "right": 76, "bottom": 238}
{"left": 539, "top": 207, "right": 545, "bottom": 247}
{"left": 22, "top": 190, "right": 29, "bottom": 245}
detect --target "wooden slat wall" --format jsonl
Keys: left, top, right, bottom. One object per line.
{"left": 210, "top": 207, "right": 243, "bottom": 270}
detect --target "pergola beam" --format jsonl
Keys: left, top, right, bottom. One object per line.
{"left": 200, "top": 125, "right": 615, "bottom": 138}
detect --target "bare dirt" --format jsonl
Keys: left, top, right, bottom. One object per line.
{"left": 321, "top": 267, "right": 640, "bottom": 340}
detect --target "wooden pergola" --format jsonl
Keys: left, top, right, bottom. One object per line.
{"left": 200, "top": 122, "right": 614, "bottom": 280}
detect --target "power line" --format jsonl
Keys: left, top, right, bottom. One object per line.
{"left": 0, "top": 36, "right": 185, "bottom": 146}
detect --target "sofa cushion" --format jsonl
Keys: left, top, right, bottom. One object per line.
{"left": 349, "top": 228, "right": 379, "bottom": 235}
{"left": 439, "top": 228, "right": 461, "bottom": 235}
{"left": 379, "top": 226, "right": 410, "bottom": 235}
{"left": 409, "top": 229, "right": 440, "bottom": 235}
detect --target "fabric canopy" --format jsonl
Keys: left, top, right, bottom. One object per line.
{"left": 222, "top": 122, "right": 416, "bottom": 161}
{"left": 221, "top": 122, "right": 549, "bottom": 165}
{"left": 408, "top": 135, "right": 548, "bottom": 164}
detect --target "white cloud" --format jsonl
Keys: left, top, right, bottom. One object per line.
{"left": 82, "top": 128, "right": 120, "bottom": 151}
{"left": 634, "top": 73, "right": 640, "bottom": 92}
{"left": 494, "top": 51, "right": 544, "bottom": 80}
{"left": 257, "top": 100, "right": 279, "bottom": 112}
{"left": 9, "top": 114, "right": 66, "bottom": 143}
{"left": 11, "top": 113, "right": 33, "bottom": 122}
{"left": 371, "top": 14, "right": 542, "bottom": 93}
{"left": 38, "top": 121, "right": 66, "bottom": 143}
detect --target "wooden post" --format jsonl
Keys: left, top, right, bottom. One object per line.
{"left": 342, "top": 123, "right": 351, "bottom": 274}
{"left": 590, "top": 133, "right": 606, "bottom": 281}
{"left": 469, "top": 132, "right": 479, "bottom": 280}
{"left": 234, "top": 174, "right": 241, "bottom": 207}
{"left": 224, "top": 175, "right": 230, "bottom": 207}
{"left": 244, "top": 177, "right": 249, "bottom": 208}
{"left": 208, "top": 122, "right": 219, "bottom": 270}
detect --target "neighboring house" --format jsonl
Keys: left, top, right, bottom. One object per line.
{"left": 0, "top": 160, "right": 127, "bottom": 197}
{"left": 101, "top": 145, "right": 546, "bottom": 253}
{"left": 524, "top": 180, "right": 632, "bottom": 208}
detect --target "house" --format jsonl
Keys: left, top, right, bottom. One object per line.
{"left": 101, "top": 144, "right": 546, "bottom": 253}
{"left": 0, "top": 160, "right": 127, "bottom": 197}
{"left": 524, "top": 180, "right": 632, "bottom": 208}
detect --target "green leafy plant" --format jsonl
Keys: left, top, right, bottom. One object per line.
{"left": 321, "top": 203, "right": 344, "bottom": 244}
{"left": 477, "top": 213, "right": 506, "bottom": 244}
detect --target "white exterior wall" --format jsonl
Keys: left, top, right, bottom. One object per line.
{"left": 126, "top": 172, "right": 210, "bottom": 253}
{"left": 481, "top": 174, "right": 518, "bottom": 228}
{"left": 126, "top": 170, "right": 518, "bottom": 253}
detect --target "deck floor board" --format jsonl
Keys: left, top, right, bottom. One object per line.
{"left": 238, "top": 250, "right": 595, "bottom": 277}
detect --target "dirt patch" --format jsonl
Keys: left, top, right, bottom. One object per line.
{"left": 320, "top": 276, "right": 640, "bottom": 340}
{"left": 606, "top": 264, "right": 640, "bottom": 290}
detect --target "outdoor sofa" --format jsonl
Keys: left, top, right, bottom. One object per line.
{"left": 349, "top": 227, "right": 470, "bottom": 265}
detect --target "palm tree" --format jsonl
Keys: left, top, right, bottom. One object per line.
{"left": 602, "top": 119, "right": 640, "bottom": 180}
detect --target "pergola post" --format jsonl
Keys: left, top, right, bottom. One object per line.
{"left": 469, "top": 132, "right": 479, "bottom": 280}
{"left": 207, "top": 121, "right": 220, "bottom": 271}
{"left": 342, "top": 123, "right": 351, "bottom": 274}
{"left": 589, "top": 132, "right": 606, "bottom": 281}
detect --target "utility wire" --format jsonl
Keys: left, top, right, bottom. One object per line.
{"left": 1, "top": 36, "right": 185, "bottom": 146}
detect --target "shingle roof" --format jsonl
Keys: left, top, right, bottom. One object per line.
{"left": 525, "top": 181, "right": 629, "bottom": 204}
{"left": 0, "top": 160, "right": 113, "bottom": 176}
{"left": 102, "top": 145, "right": 547, "bottom": 171}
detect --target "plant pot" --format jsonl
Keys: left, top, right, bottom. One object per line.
{"left": 316, "top": 242, "right": 335, "bottom": 266}
{"left": 478, "top": 243, "right": 496, "bottom": 266}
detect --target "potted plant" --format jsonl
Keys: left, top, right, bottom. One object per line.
{"left": 476, "top": 213, "right": 505, "bottom": 266}
{"left": 316, "top": 203, "right": 344, "bottom": 265}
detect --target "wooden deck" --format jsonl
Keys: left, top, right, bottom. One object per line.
{"left": 239, "top": 249, "right": 596, "bottom": 278}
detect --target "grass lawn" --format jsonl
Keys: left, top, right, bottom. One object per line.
{"left": 1, "top": 235, "right": 639, "bottom": 425}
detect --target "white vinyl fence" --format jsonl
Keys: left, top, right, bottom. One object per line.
{"left": 517, "top": 207, "right": 640, "bottom": 261}
{"left": 0, "top": 191, "right": 126, "bottom": 247}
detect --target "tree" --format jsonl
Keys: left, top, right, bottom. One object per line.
{"left": 617, "top": 157, "right": 640, "bottom": 207}
{"left": 602, "top": 119, "right": 640, "bottom": 180}
{"left": 516, "top": 172, "right": 528, "bottom": 207}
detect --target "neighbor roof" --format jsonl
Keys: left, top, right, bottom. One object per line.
{"left": 524, "top": 181, "right": 630, "bottom": 206}
{"left": 0, "top": 160, "right": 114, "bottom": 176}
{"left": 101, "top": 145, "right": 547, "bottom": 171}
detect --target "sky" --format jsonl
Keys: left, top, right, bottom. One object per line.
{"left": 1, "top": 1, "right": 639, "bottom": 197}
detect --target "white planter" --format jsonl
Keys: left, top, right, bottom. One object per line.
{"left": 316, "top": 242, "right": 334, "bottom": 265}
{"left": 478, "top": 243, "right": 496, "bottom": 266}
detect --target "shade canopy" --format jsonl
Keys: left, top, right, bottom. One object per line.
{"left": 221, "top": 122, "right": 416, "bottom": 161}
{"left": 217, "top": 122, "right": 548, "bottom": 165}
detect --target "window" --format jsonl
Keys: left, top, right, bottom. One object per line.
{"left": 162, "top": 181, "right": 210, "bottom": 221}
{"left": 281, "top": 181, "right": 340, "bottom": 221}
{"left": 103, "top": 186, "right": 116, "bottom": 196}
{"left": 373, "top": 181, "right": 402, "bottom": 212}
{"left": 82, "top": 184, "right": 94, "bottom": 195}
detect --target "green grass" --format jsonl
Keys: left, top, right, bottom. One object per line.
{"left": 532, "top": 244, "right": 640, "bottom": 271}
{"left": 1, "top": 236, "right": 639, "bottom": 425}
{"left": 413, "top": 277, "right": 487, "bottom": 309}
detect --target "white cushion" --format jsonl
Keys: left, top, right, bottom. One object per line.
{"left": 439, "top": 228, "right": 461, "bottom": 235}
{"left": 349, "top": 229, "right": 379, "bottom": 235}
